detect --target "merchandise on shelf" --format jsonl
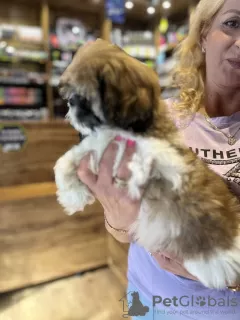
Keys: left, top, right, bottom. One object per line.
{"left": 56, "top": 18, "right": 87, "bottom": 49}
{"left": 50, "top": 17, "right": 98, "bottom": 51}
{"left": 0, "top": 46, "right": 48, "bottom": 62}
{"left": 111, "top": 28, "right": 156, "bottom": 67}
{"left": 123, "top": 45, "right": 156, "bottom": 59}
{"left": 0, "top": 108, "right": 47, "bottom": 121}
{"left": 0, "top": 85, "right": 46, "bottom": 120}
{"left": 158, "top": 22, "right": 189, "bottom": 53}
{"left": 0, "top": 23, "right": 47, "bottom": 63}
{"left": 17, "top": 26, "right": 42, "bottom": 43}
{"left": 156, "top": 21, "right": 189, "bottom": 99}
{"left": 0, "top": 24, "right": 16, "bottom": 40}
{"left": 0, "top": 24, "right": 43, "bottom": 43}
{"left": 0, "top": 86, "right": 43, "bottom": 106}
{"left": 0, "top": 68, "right": 47, "bottom": 85}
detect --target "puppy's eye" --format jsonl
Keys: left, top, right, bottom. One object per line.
{"left": 69, "top": 97, "right": 75, "bottom": 106}
{"left": 68, "top": 94, "right": 79, "bottom": 107}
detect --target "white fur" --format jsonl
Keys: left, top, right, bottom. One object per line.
{"left": 66, "top": 107, "right": 93, "bottom": 136}
{"left": 184, "top": 236, "right": 240, "bottom": 289}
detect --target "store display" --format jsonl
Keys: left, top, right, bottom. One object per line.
{"left": 0, "top": 86, "right": 43, "bottom": 106}
{"left": 111, "top": 29, "right": 157, "bottom": 67}
{"left": 105, "top": 0, "right": 125, "bottom": 24}
{"left": 56, "top": 18, "right": 87, "bottom": 49}
{"left": 17, "top": 26, "right": 43, "bottom": 43}
{"left": 0, "top": 47, "right": 48, "bottom": 63}
{"left": 156, "top": 22, "right": 189, "bottom": 98}
{"left": 0, "top": 24, "right": 15, "bottom": 40}
{"left": 0, "top": 108, "right": 47, "bottom": 121}
{"left": 0, "top": 68, "right": 47, "bottom": 85}
{"left": 0, "top": 0, "right": 190, "bottom": 121}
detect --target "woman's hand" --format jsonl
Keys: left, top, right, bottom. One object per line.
{"left": 77, "top": 136, "right": 142, "bottom": 243}
{"left": 151, "top": 252, "right": 198, "bottom": 281}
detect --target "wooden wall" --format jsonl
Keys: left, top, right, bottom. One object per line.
{"left": 0, "top": 121, "right": 107, "bottom": 293}
{"left": 0, "top": 122, "right": 79, "bottom": 187}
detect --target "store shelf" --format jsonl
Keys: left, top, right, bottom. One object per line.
{"left": 0, "top": 103, "right": 43, "bottom": 108}
{"left": 0, "top": 56, "right": 48, "bottom": 64}
{"left": 0, "top": 82, "right": 46, "bottom": 87}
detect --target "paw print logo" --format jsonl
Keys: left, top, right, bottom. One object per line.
{"left": 195, "top": 296, "right": 206, "bottom": 307}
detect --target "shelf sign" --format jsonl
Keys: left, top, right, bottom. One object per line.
{"left": 0, "top": 125, "right": 27, "bottom": 152}
{"left": 105, "top": 0, "right": 125, "bottom": 24}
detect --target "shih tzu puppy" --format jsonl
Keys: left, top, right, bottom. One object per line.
{"left": 54, "top": 39, "right": 240, "bottom": 289}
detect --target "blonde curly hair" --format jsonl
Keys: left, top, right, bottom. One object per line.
{"left": 172, "top": 0, "right": 225, "bottom": 123}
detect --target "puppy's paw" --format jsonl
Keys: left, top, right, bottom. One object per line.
{"left": 57, "top": 187, "right": 95, "bottom": 215}
{"left": 128, "top": 153, "right": 152, "bottom": 200}
{"left": 54, "top": 148, "right": 95, "bottom": 214}
{"left": 54, "top": 151, "right": 77, "bottom": 189}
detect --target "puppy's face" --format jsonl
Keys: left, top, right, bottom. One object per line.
{"left": 59, "top": 39, "right": 161, "bottom": 136}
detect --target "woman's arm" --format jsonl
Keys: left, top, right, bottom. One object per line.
{"left": 151, "top": 252, "right": 198, "bottom": 281}
{"left": 104, "top": 218, "right": 131, "bottom": 243}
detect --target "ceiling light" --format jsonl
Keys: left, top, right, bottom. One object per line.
{"left": 5, "top": 46, "right": 15, "bottom": 54}
{"left": 0, "top": 41, "right": 7, "bottom": 49}
{"left": 147, "top": 6, "right": 155, "bottom": 14}
{"left": 162, "top": 0, "right": 171, "bottom": 9}
{"left": 72, "top": 26, "right": 80, "bottom": 35}
{"left": 125, "top": 1, "right": 134, "bottom": 9}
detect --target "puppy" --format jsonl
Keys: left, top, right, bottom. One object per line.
{"left": 54, "top": 39, "right": 240, "bottom": 289}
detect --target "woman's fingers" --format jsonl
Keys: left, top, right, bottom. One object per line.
{"left": 77, "top": 153, "right": 97, "bottom": 189}
{"left": 98, "top": 141, "right": 119, "bottom": 184}
{"left": 117, "top": 139, "right": 136, "bottom": 180}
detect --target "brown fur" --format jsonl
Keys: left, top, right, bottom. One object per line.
{"left": 59, "top": 39, "right": 240, "bottom": 260}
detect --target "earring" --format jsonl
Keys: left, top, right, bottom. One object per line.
{"left": 202, "top": 47, "right": 206, "bottom": 53}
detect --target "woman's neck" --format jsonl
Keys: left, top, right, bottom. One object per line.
{"left": 204, "top": 83, "right": 240, "bottom": 118}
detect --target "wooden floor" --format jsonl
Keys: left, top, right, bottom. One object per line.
{"left": 0, "top": 268, "right": 128, "bottom": 320}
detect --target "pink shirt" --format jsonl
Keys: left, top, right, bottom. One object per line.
{"left": 127, "top": 105, "right": 240, "bottom": 319}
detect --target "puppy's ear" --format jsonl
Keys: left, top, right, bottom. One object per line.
{"left": 97, "top": 64, "right": 156, "bottom": 133}
{"left": 97, "top": 72, "right": 106, "bottom": 105}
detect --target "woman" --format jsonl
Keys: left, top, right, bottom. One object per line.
{"left": 77, "top": 0, "right": 240, "bottom": 318}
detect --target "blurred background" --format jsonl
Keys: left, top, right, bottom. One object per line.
{"left": 0, "top": 0, "right": 198, "bottom": 319}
